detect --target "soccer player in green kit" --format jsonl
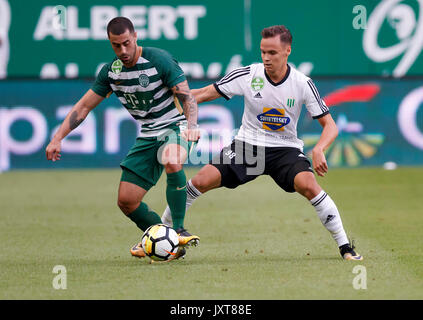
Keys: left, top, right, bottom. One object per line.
{"left": 46, "top": 17, "right": 200, "bottom": 261}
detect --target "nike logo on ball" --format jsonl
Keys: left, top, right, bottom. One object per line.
{"left": 164, "top": 250, "right": 176, "bottom": 256}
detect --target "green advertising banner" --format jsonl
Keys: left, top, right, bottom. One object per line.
{"left": 1, "top": 78, "right": 423, "bottom": 171}
{"left": 1, "top": 0, "right": 423, "bottom": 79}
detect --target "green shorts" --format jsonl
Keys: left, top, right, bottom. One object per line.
{"left": 120, "top": 128, "right": 196, "bottom": 191}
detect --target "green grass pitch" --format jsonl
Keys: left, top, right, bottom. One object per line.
{"left": 0, "top": 167, "right": 422, "bottom": 299}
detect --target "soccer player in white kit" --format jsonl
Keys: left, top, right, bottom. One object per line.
{"left": 162, "top": 25, "right": 363, "bottom": 261}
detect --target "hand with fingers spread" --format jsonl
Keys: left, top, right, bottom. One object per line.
{"left": 312, "top": 147, "right": 328, "bottom": 177}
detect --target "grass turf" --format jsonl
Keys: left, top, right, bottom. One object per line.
{"left": 0, "top": 167, "right": 422, "bottom": 299}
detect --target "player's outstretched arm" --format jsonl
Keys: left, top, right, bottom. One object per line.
{"left": 312, "top": 113, "right": 338, "bottom": 177}
{"left": 45, "top": 89, "right": 104, "bottom": 161}
{"left": 191, "top": 84, "right": 221, "bottom": 104}
{"left": 172, "top": 80, "right": 200, "bottom": 141}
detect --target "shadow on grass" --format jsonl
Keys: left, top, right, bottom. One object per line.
{"left": 1, "top": 253, "right": 347, "bottom": 271}
{"left": 150, "top": 254, "right": 343, "bottom": 266}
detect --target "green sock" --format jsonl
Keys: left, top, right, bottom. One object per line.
{"left": 166, "top": 170, "right": 187, "bottom": 230}
{"left": 127, "top": 202, "right": 162, "bottom": 232}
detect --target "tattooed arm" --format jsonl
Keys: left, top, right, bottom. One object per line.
{"left": 171, "top": 80, "right": 200, "bottom": 142}
{"left": 46, "top": 89, "right": 104, "bottom": 161}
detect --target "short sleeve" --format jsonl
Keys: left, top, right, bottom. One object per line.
{"left": 303, "top": 78, "right": 329, "bottom": 119}
{"left": 154, "top": 49, "right": 186, "bottom": 88}
{"left": 91, "top": 64, "right": 112, "bottom": 98}
{"left": 213, "top": 66, "right": 251, "bottom": 100}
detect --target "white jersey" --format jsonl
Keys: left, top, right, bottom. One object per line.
{"left": 214, "top": 63, "right": 329, "bottom": 149}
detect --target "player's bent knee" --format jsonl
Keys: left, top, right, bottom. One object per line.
{"left": 117, "top": 181, "right": 147, "bottom": 214}
{"left": 117, "top": 201, "right": 137, "bottom": 215}
{"left": 191, "top": 176, "right": 207, "bottom": 193}
{"left": 294, "top": 171, "right": 321, "bottom": 199}
{"left": 117, "top": 196, "right": 139, "bottom": 215}
{"left": 192, "top": 165, "right": 221, "bottom": 193}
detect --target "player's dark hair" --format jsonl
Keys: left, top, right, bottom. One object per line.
{"left": 107, "top": 17, "right": 135, "bottom": 38}
{"left": 261, "top": 25, "right": 292, "bottom": 45}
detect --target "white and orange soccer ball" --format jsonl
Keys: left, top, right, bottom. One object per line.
{"left": 141, "top": 224, "right": 179, "bottom": 261}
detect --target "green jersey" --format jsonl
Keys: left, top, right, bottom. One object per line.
{"left": 91, "top": 47, "right": 187, "bottom": 137}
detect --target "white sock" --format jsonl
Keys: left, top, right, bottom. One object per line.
{"left": 310, "top": 190, "right": 349, "bottom": 247}
{"left": 161, "top": 179, "right": 202, "bottom": 227}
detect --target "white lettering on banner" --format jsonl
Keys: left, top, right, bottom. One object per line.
{"left": 291, "top": 62, "right": 314, "bottom": 76}
{"left": 0, "top": 107, "right": 47, "bottom": 171}
{"left": 67, "top": 6, "right": 90, "bottom": 40}
{"left": 40, "top": 63, "right": 60, "bottom": 79}
{"left": 51, "top": 106, "right": 96, "bottom": 153}
{"left": 52, "top": 5, "right": 67, "bottom": 31}
{"left": 121, "top": 6, "right": 148, "bottom": 40}
{"left": 34, "top": 5, "right": 206, "bottom": 41}
{"left": 65, "top": 63, "right": 79, "bottom": 78}
{"left": 177, "top": 6, "right": 206, "bottom": 39}
{"left": 0, "top": 0, "right": 11, "bottom": 79}
{"left": 179, "top": 62, "right": 206, "bottom": 79}
{"left": 40, "top": 62, "right": 80, "bottom": 79}
{"left": 398, "top": 86, "right": 423, "bottom": 149}
{"left": 91, "top": 6, "right": 119, "bottom": 40}
{"left": 363, "top": 0, "right": 423, "bottom": 77}
{"left": 0, "top": 104, "right": 234, "bottom": 171}
{"left": 104, "top": 108, "right": 140, "bottom": 153}
{"left": 34, "top": 6, "right": 65, "bottom": 40}
{"left": 148, "top": 6, "right": 178, "bottom": 40}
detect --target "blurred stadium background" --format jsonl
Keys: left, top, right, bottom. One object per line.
{"left": 1, "top": 0, "right": 423, "bottom": 170}
{"left": 0, "top": 0, "right": 422, "bottom": 300}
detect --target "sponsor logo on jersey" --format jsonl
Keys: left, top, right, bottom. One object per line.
{"left": 257, "top": 108, "right": 290, "bottom": 131}
{"left": 287, "top": 98, "right": 295, "bottom": 107}
{"left": 251, "top": 77, "right": 264, "bottom": 91}
{"left": 139, "top": 74, "right": 150, "bottom": 87}
{"left": 254, "top": 92, "right": 262, "bottom": 99}
{"left": 111, "top": 59, "right": 123, "bottom": 74}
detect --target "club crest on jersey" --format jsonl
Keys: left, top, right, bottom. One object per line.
{"left": 111, "top": 59, "right": 123, "bottom": 74}
{"left": 257, "top": 108, "right": 290, "bottom": 131}
{"left": 139, "top": 74, "right": 150, "bottom": 87}
{"left": 251, "top": 77, "right": 264, "bottom": 91}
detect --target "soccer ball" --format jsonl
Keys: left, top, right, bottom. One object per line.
{"left": 141, "top": 224, "right": 179, "bottom": 261}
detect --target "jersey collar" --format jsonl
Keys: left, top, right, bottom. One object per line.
{"left": 264, "top": 64, "right": 291, "bottom": 87}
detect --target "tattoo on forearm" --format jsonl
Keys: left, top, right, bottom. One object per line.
{"left": 69, "top": 111, "right": 84, "bottom": 130}
{"left": 174, "top": 82, "right": 198, "bottom": 126}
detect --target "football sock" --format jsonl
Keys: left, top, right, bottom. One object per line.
{"left": 161, "top": 179, "right": 202, "bottom": 226}
{"left": 310, "top": 190, "right": 349, "bottom": 247}
{"left": 127, "top": 202, "right": 162, "bottom": 232}
{"left": 166, "top": 170, "right": 187, "bottom": 230}
{"left": 186, "top": 179, "right": 202, "bottom": 209}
